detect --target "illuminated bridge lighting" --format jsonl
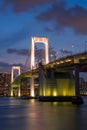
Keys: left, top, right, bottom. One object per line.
{"left": 11, "top": 41, "right": 87, "bottom": 98}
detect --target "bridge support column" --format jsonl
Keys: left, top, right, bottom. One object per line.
{"left": 46, "top": 69, "right": 54, "bottom": 78}
{"left": 18, "top": 86, "right": 21, "bottom": 97}
{"left": 30, "top": 77, "right": 34, "bottom": 97}
{"left": 74, "top": 64, "right": 80, "bottom": 96}
{"left": 72, "top": 64, "right": 83, "bottom": 104}
{"left": 11, "top": 87, "right": 13, "bottom": 96}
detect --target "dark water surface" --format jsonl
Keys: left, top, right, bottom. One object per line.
{"left": 0, "top": 97, "right": 87, "bottom": 130}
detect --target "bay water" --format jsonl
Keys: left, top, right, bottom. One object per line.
{"left": 0, "top": 97, "right": 87, "bottom": 130}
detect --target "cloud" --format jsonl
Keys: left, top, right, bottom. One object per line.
{"left": 3, "top": 0, "right": 56, "bottom": 13}
{"left": 7, "top": 48, "right": 46, "bottom": 57}
{"left": 36, "top": 1, "right": 87, "bottom": 34}
{"left": 0, "top": 62, "right": 11, "bottom": 72}
{"left": 7, "top": 48, "right": 30, "bottom": 56}
{"left": 0, "top": 61, "right": 23, "bottom": 72}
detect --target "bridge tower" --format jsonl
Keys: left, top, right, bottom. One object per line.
{"left": 31, "top": 37, "right": 49, "bottom": 69}
{"left": 11, "top": 66, "right": 21, "bottom": 96}
{"left": 30, "top": 37, "right": 49, "bottom": 97}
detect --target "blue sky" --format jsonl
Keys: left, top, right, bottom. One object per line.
{"left": 0, "top": 0, "right": 87, "bottom": 80}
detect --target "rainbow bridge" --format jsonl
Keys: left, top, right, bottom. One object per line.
{"left": 11, "top": 37, "right": 87, "bottom": 103}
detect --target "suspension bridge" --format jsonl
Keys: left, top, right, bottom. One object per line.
{"left": 10, "top": 37, "right": 87, "bottom": 103}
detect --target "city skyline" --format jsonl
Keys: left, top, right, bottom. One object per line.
{"left": 0, "top": 0, "right": 87, "bottom": 80}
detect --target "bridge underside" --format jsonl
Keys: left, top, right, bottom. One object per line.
{"left": 38, "top": 62, "right": 84, "bottom": 104}
{"left": 39, "top": 70, "right": 75, "bottom": 97}
{"left": 11, "top": 52, "right": 87, "bottom": 104}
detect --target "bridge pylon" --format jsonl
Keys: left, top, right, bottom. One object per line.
{"left": 30, "top": 37, "right": 49, "bottom": 97}
{"left": 11, "top": 66, "right": 21, "bottom": 97}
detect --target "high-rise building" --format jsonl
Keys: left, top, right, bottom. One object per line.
{"left": 0, "top": 72, "right": 11, "bottom": 96}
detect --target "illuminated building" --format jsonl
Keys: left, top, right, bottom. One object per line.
{"left": 0, "top": 72, "right": 11, "bottom": 96}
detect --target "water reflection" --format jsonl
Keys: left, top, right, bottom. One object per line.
{"left": 0, "top": 97, "right": 87, "bottom": 130}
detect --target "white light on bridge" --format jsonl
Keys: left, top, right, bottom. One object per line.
{"left": 31, "top": 37, "right": 49, "bottom": 69}
{"left": 31, "top": 90, "right": 34, "bottom": 97}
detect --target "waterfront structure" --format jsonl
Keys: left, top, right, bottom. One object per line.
{"left": 39, "top": 65, "right": 75, "bottom": 97}
{"left": 0, "top": 72, "right": 11, "bottom": 96}
{"left": 10, "top": 37, "right": 87, "bottom": 103}
{"left": 80, "top": 78, "right": 87, "bottom": 95}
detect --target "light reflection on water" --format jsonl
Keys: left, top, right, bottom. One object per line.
{"left": 0, "top": 97, "right": 87, "bottom": 130}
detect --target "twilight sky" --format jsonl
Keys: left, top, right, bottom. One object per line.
{"left": 0, "top": 0, "right": 87, "bottom": 80}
